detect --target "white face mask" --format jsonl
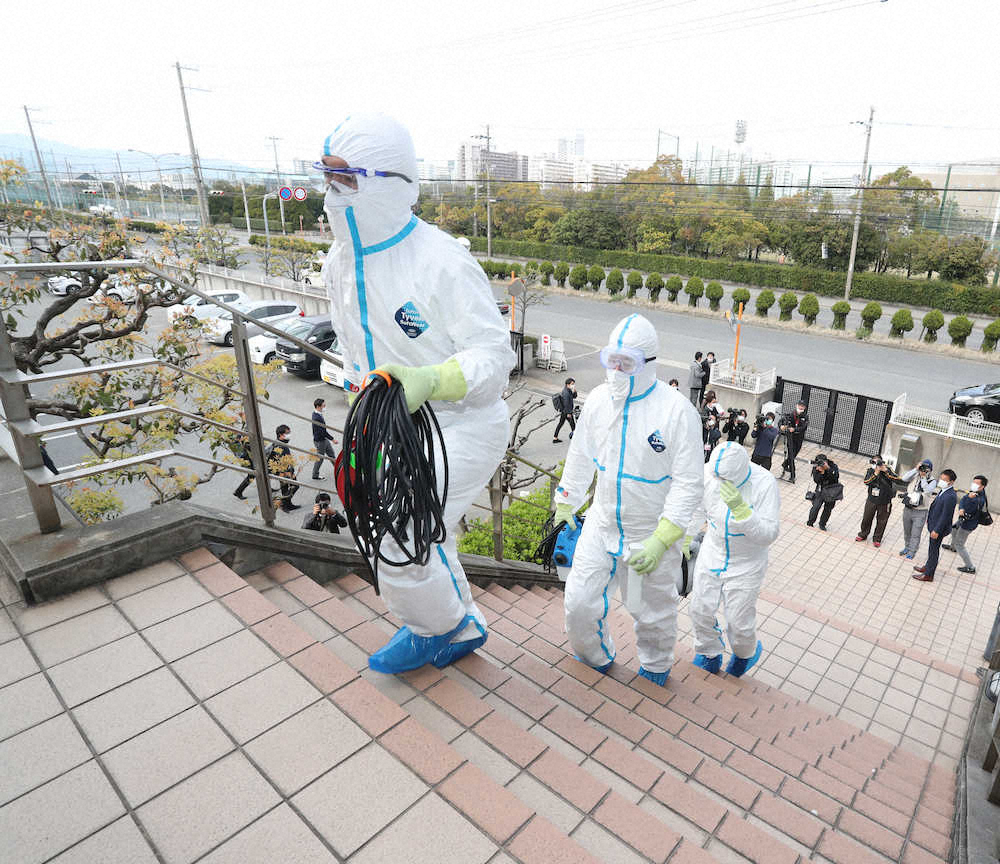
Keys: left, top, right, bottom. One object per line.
{"left": 939, "top": 479, "right": 951, "bottom": 489}
{"left": 971, "top": 482, "right": 981, "bottom": 492}
{"left": 606, "top": 368, "right": 631, "bottom": 399}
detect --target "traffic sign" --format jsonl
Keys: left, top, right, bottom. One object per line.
{"left": 293, "top": 186, "right": 307, "bottom": 201}
{"left": 278, "top": 186, "right": 293, "bottom": 201}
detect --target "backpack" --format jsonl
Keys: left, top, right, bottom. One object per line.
{"left": 978, "top": 493, "right": 993, "bottom": 526}
{"left": 551, "top": 392, "right": 562, "bottom": 412}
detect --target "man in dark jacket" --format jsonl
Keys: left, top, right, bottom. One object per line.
{"left": 302, "top": 492, "right": 348, "bottom": 533}
{"left": 688, "top": 352, "right": 704, "bottom": 406}
{"left": 855, "top": 458, "right": 900, "bottom": 547}
{"left": 779, "top": 401, "right": 809, "bottom": 482}
{"left": 552, "top": 378, "right": 577, "bottom": 443}
{"left": 311, "top": 397, "right": 337, "bottom": 480}
{"left": 942, "top": 474, "right": 987, "bottom": 574}
{"left": 806, "top": 454, "right": 840, "bottom": 531}
{"left": 699, "top": 351, "right": 715, "bottom": 404}
{"left": 723, "top": 410, "right": 750, "bottom": 445}
{"left": 750, "top": 413, "right": 779, "bottom": 469}
{"left": 268, "top": 424, "right": 300, "bottom": 512}
{"left": 913, "top": 469, "right": 958, "bottom": 582}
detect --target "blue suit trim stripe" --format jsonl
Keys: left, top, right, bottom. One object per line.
{"left": 622, "top": 472, "right": 671, "bottom": 484}
{"left": 344, "top": 207, "right": 376, "bottom": 370}
{"left": 597, "top": 556, "right": 617, "bottom": 662}
{"left": 362, "top": 215, "right": 418, "bottom": 255}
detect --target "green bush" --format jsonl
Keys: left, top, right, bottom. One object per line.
{"left": 665, "top": 275, "right": 683, "bottom": 302}
{"left": 646, "top": 272, "right": 664, "bottom": 302}
{"left": 569, "top": 264, "right": 588, "bottom": 291}
{"left": 706, "top": 280, "right": 724, "bottom": 311}
{"left": 685, "top": 276, "right": 704, "bottom": 307}
{"left": 889, "top": 308, "right": 914, "bottom": 338}
{"left": 856, "top": 326, "right": 873, "bottom": 341}
{"left": 831, "top": 300, "right": 851, "bottom": 330}
{"left": 539, "top": 261, "right": 555, "bottom": 285}
{"left": 948, "top": 314, "right": 974, "bottom": 347}
{"left": 756, "top": 290, "right": 776, "bottom": 317}
{"left": 626, "top": 269, "right": 644, "bottom": 298}
{"left": 554, "top": 261, "right": 570, "bottom": 286}
{"left": 457, "top": 486, "right": 552, "bottom": 563}
{"left": 982, "top": 319, "right": 1000, "bottom": 352}
{"left": 126, "top": 219, "right": 166, "bottom": 233}
{"left": 606, "top": 268, "right": 625, "bottom": 296}
{"left": 465, "top": 236, "right": 1000, "bottom": 315}
{"left": 799, "top": 293, "right": 820, "bottom": 325}
{"left": 922, "top": 309, "right": 945, "bottom": 342}
{"left": 587, "top": 264, "right": 605, "bottom": 291}
{"left": 732, "top": 287, "right": 751, "bottom": 310}
{"left": 778, "top": 292, "right": 798, "bottom": 321}
{"left": 861, "top": 301, "right": 883, "bottom": 328}
{"left": 248, "top": 233, "right": 329, "bottom": 252}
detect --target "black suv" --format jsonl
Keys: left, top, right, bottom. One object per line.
{"left": 275, "top": 315, "right": 337, "bottom": 378}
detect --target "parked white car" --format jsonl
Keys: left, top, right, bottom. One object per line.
{"left": 47, "top": 275, "right": 83, "bottom": 296}
{"left": 166, "top": 290, "right": 248, "bottom": 325}
{"left": 202, "top": 299, "right": 303, "bottom": 346}
{"left": 247, "top": 315, "right": 307, "bottom": 365}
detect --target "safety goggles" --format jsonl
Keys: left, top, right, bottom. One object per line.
{"left": 599, "top": 345, "right": 655, "bottom": 374}
{"left": 311, "top": 161, "right": 413, "bottom": 184}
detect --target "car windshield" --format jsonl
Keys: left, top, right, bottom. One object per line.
{"left": 283, "top": 320, "right": 324, "bottom": 340}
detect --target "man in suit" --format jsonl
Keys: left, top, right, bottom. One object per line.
{"left": 311, "top": 398, "right": 337, "bottom": 480}
{"left": 913, "top": 468, "right": 958, "bottom": 583}
{"left": 268, "top": 424, "right": 300, "bottom": 512}
{"left": 779, "top": 400, "right": 809, "bottom": 482}
{"left": 688, "top": 352, "right": 705, "bottom": 406}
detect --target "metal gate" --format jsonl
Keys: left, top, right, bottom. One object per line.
{"left": 774, "top": 378, "right": 892, "bottom": 457}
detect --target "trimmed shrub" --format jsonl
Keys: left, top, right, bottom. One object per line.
{"left": 756, "top": 290, "right": 776, "bottom": 317}
{"left": 948, "top": 314, "right": 973, "bottom": 347}
{"left": 666, "top": 275, "right": 683, "bottom": 302}
{"left": 799, "top": 293, "right": 820, "bottom": 325}
{"left": 569, "top": 264, "right": 588, "bottom": 290}
{"left": 684, "top": 276, "right": 704, "bottom": 307}
{"left": 626, "top": 269, "right": 644, "bottom": 298}
{"left": 646, "top": 272, "right": 664, "bottom": 302}
{"left": 856, "top": 326, "right": 873, "bottom": 340}
{"left": 889, "top": 308, "right": 914, "bottom": 338}
{"left": 606, "top": 268, "right": 625, "bottom": 296}
{"left": 587, "top": 264, "right": 605, "bottom": 291}
{"left": 861, "top": 301, "right": 883, "bottom": 328}
{"left": 554, "top": 261, "right": 570, "bottom": 286}
{"left": 982, "top": 319, "right": 1000, "bottom": 352}
{"left": 539, "top": 261, "right": 554, "bottom": 285}
{"left": 706, "top": 280, "right": 724, "bottom": 311}
{"left": 921, "top": 309, "right": 944, "bottom": 342}
{"left": 732, "top": 287, "right": 751, "bottom": 311}
{"left": 778, "top": 292, "right": 798, "bottom": 321}
{"left": 831, "top": 300, "right": 851, "bottom": 330}
{"left": 465, "top": 236, "right": 1000, "bottom": 316}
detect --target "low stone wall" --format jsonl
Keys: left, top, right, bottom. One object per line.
{"left": 883, "top": 421, "right": 1000, "bottom": 512}
{"left": 190, "top": 267, "right": 331, "bottom": 317}
{"left": 709, "top": 381, "right": 776, "bottom": 419}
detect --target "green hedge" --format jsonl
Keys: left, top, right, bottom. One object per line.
{"left": 126, "top": 219, "right": 166, "bottom": 233}
{"left": 234, "top": 217, "right": 298, "bottom": 233}
{"left": 248, "top": 234, "right": 330, "bottom": 253}
{"left": 469, "top": 236, "right": 1000, "bottom": 315}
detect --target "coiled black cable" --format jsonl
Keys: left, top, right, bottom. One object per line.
{"left": 339, "top": 373, "right": 448, "bottom": 594}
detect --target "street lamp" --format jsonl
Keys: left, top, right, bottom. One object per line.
{"left": 127, "top": 149, "right": 181, "bottom": 221}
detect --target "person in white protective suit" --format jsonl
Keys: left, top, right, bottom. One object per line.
{"left": 317, "top": 113, "right": 515, "bottom": 674}
{"left": 553, "top": 314, "right": 704, "bottom": 685}
{"left": 686, "top": 440, "right": 781, "bottom": 677}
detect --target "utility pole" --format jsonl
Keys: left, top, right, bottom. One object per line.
{"left": 267, "top": 136, "right": 286, "bottom": 234}
{"left": 115, "top": 152, "right": 130, "bottom": 216}
{"left": 487, "top": 197, "right": 495, "bottom": 258}
{"left": 240, "top": 179, "right": 252, "bottom": 236}
{"left": 23, "top": 106, "right": 53, "bottom": 207}
{"left": 48, "top": 150, "right": 64, "bottom": 209}
{"left": 844, "top": 106, "right": 875, "bottom": 301}
{"left": 175, "top": 62, "right": 211, "bottom": 226}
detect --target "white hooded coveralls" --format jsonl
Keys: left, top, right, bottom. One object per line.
{"left": 688, "top": 441, "right": 781, "bottom": 659}
{"left": 321, "top": 113, "right": 514, "bottom": 639}
{"left": 556, "top": 315, "right": 704, "bottom": 673}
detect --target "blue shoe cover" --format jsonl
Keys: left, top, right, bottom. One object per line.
{"left": 638, "top": 666, "right": 670, "bottom": 686}
{"left": 575, "top": 654, "right": 613, "bottom": 674}
{"left": 693, "top": 653, "right": 723, "bottom": 674}
{"left": 369, "top": 616, "right": 487, "bottom": 674}
{"left": 726, "top": 641, "right": 763, "bottom": 678}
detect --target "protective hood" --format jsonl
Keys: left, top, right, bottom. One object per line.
{"left": 710, "top": 440, "right": 752, "bottom": 486}
{"left": 321, "top": 113, "right": 419, "bottom": 247}
{"left": 606, "top": 314, "right": 659, "bottom": 399}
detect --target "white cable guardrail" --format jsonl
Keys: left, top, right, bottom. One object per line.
{"left": 709, "top": 359, "right": 777, "bottom": 395}
{"left": 890, "top": 393, "right": 1000, "bottom": 448}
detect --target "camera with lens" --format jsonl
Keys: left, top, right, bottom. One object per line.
{"left": 753, "top": 413, "right": 766, "bottom": 430}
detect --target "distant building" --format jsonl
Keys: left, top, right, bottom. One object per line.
{"left": 557, "top": 134, "right": 585, "bottom": 161}
{"left": 292, "top": 158, "right": 313, "bottom": 175}
{"left": 528, "top": 156, "right": 575, "bottom": 189}
{"left": 574, "top": 159, "right": 627, "bottom": 190}
{"left": 917, "top": 163, "right": 1000, "bottom": 235}
{"left": 456, "top": 142, "right": 528, "bottom": 184}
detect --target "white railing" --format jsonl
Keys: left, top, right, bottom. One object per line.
{"left": 709, "top": 359, "right": 777, "bottom": 395}
{"left": 890, "top": 393, "right": 1000, "bottom": 448}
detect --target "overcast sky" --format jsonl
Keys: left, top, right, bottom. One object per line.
{"left": 2, "top": 0, "right": 998, "bottom": 177}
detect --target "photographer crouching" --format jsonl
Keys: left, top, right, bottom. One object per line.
{"left": 302, "top": 492, "right": 348, "bottom": 534}
{"left": 855, "top": 457, "right": 899, "bottom": 548}
{"left": 806, "top": 453, "right": 842, "bottom": 531}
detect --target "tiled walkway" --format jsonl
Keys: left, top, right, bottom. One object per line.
{"left": 0, "top": 534, "right": 970, "bottom": 864}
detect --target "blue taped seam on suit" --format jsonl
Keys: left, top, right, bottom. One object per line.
{"left": 614, "top": 378, "right": 634, "bottom": 556}
{"left": 437, "top": 545, "right": 486, "bottom": 638}
{"left": 363, "top": 215, "right": 418, "bottom": 255}
{"left": 615, "top": 314, "right": 637, "bottom": 349}
{"left": 593, "top": 459, "right": 606, "bottom": 472}
{"left": 597, "top": 555, "right": 617, "bottom": 662}
{"left": 622, "top": 473, "right": 671, "bottom": 484}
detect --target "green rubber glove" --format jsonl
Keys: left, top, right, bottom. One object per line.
{"left": 719, "top": 480, "right": 752, "bottom": 521}
{"left": 681, "top": 534, "right": 693, "bottom": 560}
{"left": 554, "top": 503, "right": 578, "bottom": 532}
{"left": 379, "top": 358, "right": 468, "bottom": 414}
{"left": 628, "top": 518, "right": 684, "bottom": 574}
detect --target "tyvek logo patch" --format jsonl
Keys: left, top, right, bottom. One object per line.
{"left": 394, "top": 301, "right": 429, "bottom": 339}
{"left": 648, "top": 430, "right": 665, "bottom": 453}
